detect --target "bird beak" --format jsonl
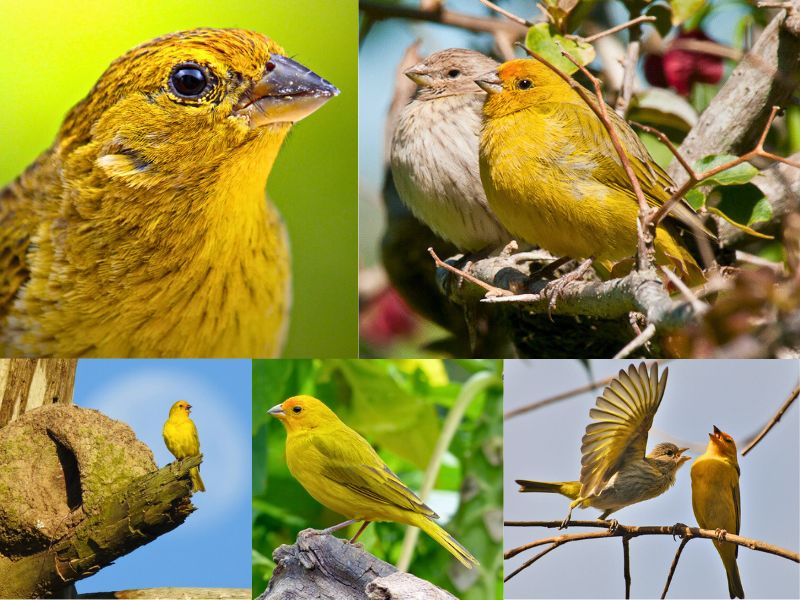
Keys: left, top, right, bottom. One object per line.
{"left": 474, "top": 71, "right": 502, "bottom": 94}
{"left": 233, "top": 54, "right": 339, "bottom": 127}
{"left": 404, "top": 65, "right": 433, "bottom": 87}
{"left": 712, "top": 425, "right": 722, "bottom": 436}
{"left": 186, "top": 403, "right": 192, "bottom": 412}
{"left": 677, "top": 448, "right": 691, "bottom": 464}
{"left": 268, "top": 403, "right": 286, "bottom": 419}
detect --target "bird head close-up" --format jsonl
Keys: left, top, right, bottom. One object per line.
{"left": 706, "top": 425, "right": 739, "bottom": 461}
{"left": 648, "top": 441, "right": 691, "bottom": 473}
{"left": 268, "top": 395, "right": 336, "bottom": 434}
{"left": 404, "top": 48, "right": 498, "bottom": 101}
{"left": 168, "top": 400, "right": 192, "bottom": 419}
{"left": 59, "top": 28, "right": 339, "bottom": 190}
{"left": 476, "top": 58, "right": 567, "bottom": 119}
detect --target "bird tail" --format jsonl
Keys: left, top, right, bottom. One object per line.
{"left": 516, "top": 479, "right": 581, "bottom": 499}
{"left": 727, "top": 562, "right": 744, "bottom": 599}
{"left": 190, "top": 466, "right": 205, "bottom": 493}
{"left": 416, "top": 515, "right": 479, "bottom": 569}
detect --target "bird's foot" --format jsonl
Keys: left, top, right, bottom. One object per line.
{"left": 606, "top": 519, "right": 619, "bottom": 534}
{"left": 714, "top": 527, "right": 728, "bottom": 542}
{"left": 671, "top": 522, "right": 688, "bottom": 540}
{"left": 541, "top": 258, "right": 594, "bottom": 316}
{"left": 559, "top": 516, "right": 570, "bottom": 530}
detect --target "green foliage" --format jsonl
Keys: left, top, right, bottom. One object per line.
{"left": 251, "top": 359, "right": 503, "bottom": 598}
{"left": 525, "top": 23, "right": 595, "bottom": 75}
{"left": 692, "top": 155, "right": 758, "bottom": 186}
{"left": 671, "top": 0, "right": 709, "bottom": 26}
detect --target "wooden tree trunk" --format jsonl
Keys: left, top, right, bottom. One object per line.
{"left": 0, "top": 358, "right": 77, "bottom": 427}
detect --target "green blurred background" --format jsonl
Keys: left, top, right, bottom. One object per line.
{"left": 252, "top": 359, "right": 504, "bottom": 599}
{"left": 0, "top": 0, "right": 358, "bottom": 357}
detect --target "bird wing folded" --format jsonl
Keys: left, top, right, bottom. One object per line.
{"left": 311, "top": 433, "right": 437, "bottom": 518}
{"left": 579, "top": 362, "right": 668, "bottom": 498}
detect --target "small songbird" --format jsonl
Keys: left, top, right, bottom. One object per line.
{"left": 163, "top": 400, "right": 205, "bottom": 492}
{"left": 516, "top": 362, "right": 690, "bottom": 528}
{"left": 691, "top": 426, "right": 744, "bottom": 598}
{"left": 269, "top": 395, "right": 478, "bottom": 568}
{"left": 0, "top": 28, "right": 338, "bottom": 357}
{"left": 477, "top": 59, "right": 710, "bottom": 284}
{"left": 391, "top": 48, "right": 512, "bottom": 252}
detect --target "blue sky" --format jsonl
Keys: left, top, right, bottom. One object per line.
{"left": 73, "top": 359, "right": 251, "bottom": 593}
{"left": 504, "top": 359, "right": 800, "bottom": 599}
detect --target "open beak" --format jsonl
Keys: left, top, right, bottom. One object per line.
{"left": 268, "top": 403, "right": 286, "bottom": 419}
{"left": 404, "top": 64, "right": 433, "bottom": 87}
{"left": 677, "top": 447, "right": 691, "bottom": 464}
{"left": 233, "top": 54, "right": 339, "bottom": 127}
{"left": 474, "top": 71, "right": 502, "bottom": 94}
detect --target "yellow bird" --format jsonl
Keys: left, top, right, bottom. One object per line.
{"left": 163, "top": 400, "right": 205, "bottom": 492}
{"left": 0, "top": 29, "right": 338, "bottom": 357}
{"left": 691, "top": 426, "right": 744, "bottom": 599}
{"left": 477, "top": 59, "right": 710, "bottom": 285}
{"left": 269, "top": 395, "right": 478, "bottom": 569}
{"left": 516, "top": 363, "right": 690, "bottom": 528}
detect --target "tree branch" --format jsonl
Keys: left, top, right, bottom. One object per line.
{"left": 741, "top": 381, "right": 800, "bottom": 456}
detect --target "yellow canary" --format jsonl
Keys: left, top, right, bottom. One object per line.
{"left": 269, "top": 395, "right": 478, "bottom": 568}
{"left": 517, "top": 363, "right": 690, "bottom": 527}
{"left": 0, "top": 28, "right": 338, "bottom": 357}
{"left": 163, "top": 400, "right": 205, "bottom": 492}
{"left": 691, "top": 426, "right": 744, "bottom": 599}
{"left": 477, "top": 59, "right": 710, "bottom": 284}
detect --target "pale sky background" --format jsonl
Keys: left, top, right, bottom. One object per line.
{"left": 73, "top": 359, "right": 251, "bottom": 593}
{"left": 504, "top": 359, "right": 800, "bottom": 599}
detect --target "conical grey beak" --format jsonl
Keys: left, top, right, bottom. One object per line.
{"left": 474, "top": 71, "right": 502, "bottom": 94}
{"left": 405, "top": 64, "right": 433, "bottom": 87}
{"left": 268, "top": 404, "right": 285, "bottom": 417}
{"left": 234, "top": 54, "right": 339, "bottom": 127}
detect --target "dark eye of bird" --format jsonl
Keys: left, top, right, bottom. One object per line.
{"left": 169, "top": 63, "right": 211, "bottom": 99}
{"left": 666, "top": 450, "right": 673, "bottom": 456}
{"left": 292, "top": 405, "right": 302, "bottom": 414}
{"left": 447, "top": 69, "right": 461, "bottom": 79}
{"left": 517, "top": 79, "right": 533, "bottom": 90}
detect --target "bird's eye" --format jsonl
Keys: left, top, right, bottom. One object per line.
{"left": 292, "top": 405, "right": 302, "bottom": 414}
{"left": 517, "top": 79, "right": 533, "bottom": 90}
{"left": 447, "top": 69, "right": 461, "bottom": 79}
{"left": 666, "top": 450, "right": 674, "bottom": 456}
{"left": 169, "top": 62, "right": 212, "bottom": 100}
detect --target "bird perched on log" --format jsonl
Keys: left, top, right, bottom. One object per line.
{"left": 0, "top": 28, "right": 338, "bottom": 357}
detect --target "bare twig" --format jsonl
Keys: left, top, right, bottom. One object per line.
{"left": 622, "top": 536, "right": 632, "bottom": 599}
{"left": 613, "top": 323, "right": 657, "bottom": 358}
{"left": 477, "top": 0, "right": 533, "bottom": 27}
{"left": 741, "top": 382, "right": 800, "bottom": 456}
{"left": 580, "top": 16, "right": 656, "bottom": 43}
{"left": 660, "top": 266, "right": 707, "bottom": 313}
{"left": 661, "top": 537, "right": 691, "bottom": 599}
{"left": 428, "top": 247, "right": 512, "bottom": 296}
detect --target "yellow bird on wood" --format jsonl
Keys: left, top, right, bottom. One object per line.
{"left": 163, "top": 400, "right": 205, "bottom": 492}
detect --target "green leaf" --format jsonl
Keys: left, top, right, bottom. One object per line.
{"left": 671, "top": 0, "right": 708, "bottom": 26}
{"left": 629, "top": 88, "right": 698, "bottom": 135}
{"left": 709, "top": 183, "right": 775, "bottom": 240}
{"left": 693, "top": 155, "right": 758, "bottom": 186}
{"left": 525, "top": 23, "right": 595, "bottom": 75}
{"left": 684, "top": 187, "right": 706, "bottom": 209}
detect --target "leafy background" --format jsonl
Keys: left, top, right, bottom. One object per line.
{"left": 252, "top": 358, "right": 504, "bottom": 599}
{"left": 0, "top": 0, "right": 358, "bottom": 357}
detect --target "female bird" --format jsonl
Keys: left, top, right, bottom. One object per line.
{"left": 477, "top": 59, "right": 709, "bottom": 284}
{"left": 516, "top": 363, "right": 690, "bottom": 528}
{"left": 0, "top": 28, "right": 338, "bottom": 357}
{"left": 163, "top": 400, "right": 205, "bottom": 492}
{"left": 269, "top": 395, "right": 478, "bottom": 568}
{"left": 391, "top": 48, "right": 511, "bottom": 251}
{"left": 691, "top": 426, "right": 744, "bottom": 598}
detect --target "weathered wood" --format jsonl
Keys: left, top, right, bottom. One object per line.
{"left": 258, "top": 530, "right": 457, "bottom": 600}
{"left": 78, "top": 587, "right": 249, "bottom": 599}
{"left": 0, "top": 358, "right": 76, "bottom": 427}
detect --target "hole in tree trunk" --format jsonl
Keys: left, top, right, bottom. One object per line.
{"left": 47, "top": 431, "right": 83, "bottom": 511}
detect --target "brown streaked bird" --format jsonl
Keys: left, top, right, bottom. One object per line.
{"left": 517, "top": 362, "right": 691, "bottom": 528}
{"left": 0, "top": 28, "right": 338, "bottom": 357}
{"left": 390, "top": 48, "right": 512, "bottom": 252}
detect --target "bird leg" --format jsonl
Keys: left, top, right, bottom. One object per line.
{"left": 541, "top": 257, "right": 595, "bottom": 315}
{"left": 349, "top": 521, "right": 372, "bottom": 543}
{"left": 714, "top": 527, "right": 728, "bottom": 542}
{"left": 318, "top": 519, "right": 358, "bottom": 535}
{"left": 606, "top": 519, "right": 619, "bottom": 534}
{"left": 559, "top": 505, "right": 576, "bottom": 530}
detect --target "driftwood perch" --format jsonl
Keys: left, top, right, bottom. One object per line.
{"left": 0, "top": 403, "right": 200, "bottom": 598}
{"left": 259, "top": 530, "right": 457, "bottom": 600}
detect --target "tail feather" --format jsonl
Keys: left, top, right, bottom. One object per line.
{"left": 190, "top": 466, "right": 205, "bottom": 493}
{"left": 516, "top": 479, "right": 581, "bottom": 499}
{"left": 416, "top": 515, "right": 478, "bottom": 569}
{"left": 725, "top": 557, "right": 745, "bottom": 598}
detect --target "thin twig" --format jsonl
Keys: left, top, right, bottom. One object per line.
{"left": 428, "top": 247, "right": 512, "bottom": 296}
{"left": 622, "top": 536, "right": 632, "bottom": 599}
{"left": 477, "top": 0, "right": 533, "bottom": 26}
{"left": 660, "top": 266, "right": 707, "bottom": 313}
{"left": 503, "top": 542, "right": 561, "bottom": 582}
{"left": 661, "top": 536, "right": 690, "bottom": 598}
{"left": 741, "top": 382, "right": 800, "bottom": 456}
{"left": 580, "top": 16, "right": 656, "bottom": 43}
{"left": 503, "top": 520, "right": 799, "bottom": 564}
{"left": 613, "top": 323, "right": 657, "bottom": 358}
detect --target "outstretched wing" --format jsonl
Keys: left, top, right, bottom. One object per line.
{"left": 311, "top": 431, "right": 437, "bottom": 518}
{"left": 579, "top": 362, "right": 668, "bottom": 498}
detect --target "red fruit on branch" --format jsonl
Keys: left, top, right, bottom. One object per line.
{"left": 644, "top": 29, "right": 724, "bottom": 96}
